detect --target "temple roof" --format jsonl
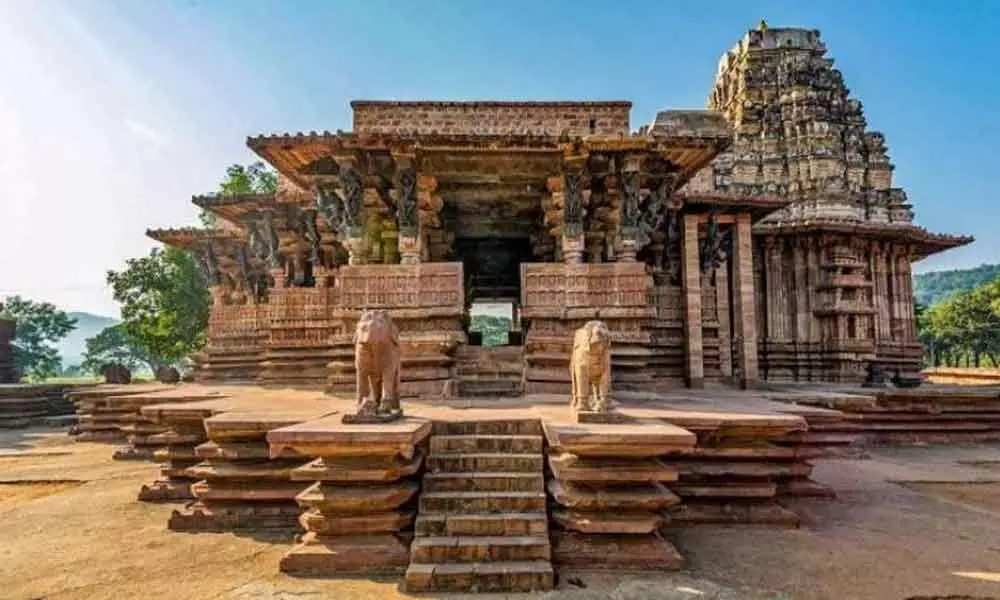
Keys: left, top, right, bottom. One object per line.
{"left": 676, "top": 190, "right": 793, "bottom": 222}
{"left": 755, "top": 220, "right": 974, "bottom": 259}
{"left": 145, "top": 227, "right": 243, "bottom": 249}
{"left": 247, "top": 129, "right": 731, "bottom": 192}
{"left": 192, "top": 193, "right": 277, "bottom": 224}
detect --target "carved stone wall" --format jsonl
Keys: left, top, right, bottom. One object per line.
{"left": 521, "top": 262, "right": 654, "bottom": 394}
{"left": 326, "top": 262, "right": 465, "bottom": 398}
{"left": 260, "top": 280, "right": 336, "bottom": 389}
{"left": 196, "top": 292, "right": 265, "bottom": 383}
{"left": 755, "top": 234, "right": 920, "bottom": 382}
{"left": 351, "top": 101, "right": 631, "bottom": 136}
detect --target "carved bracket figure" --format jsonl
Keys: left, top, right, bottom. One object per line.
{"left": 344, "top": 309, "right": 403, "bottom": 424}
{"left": 259, "top": 211, "right": 283, "bottom": 270}
{"left": 197, "top": 243, "right": 222, "bottom": 286}
{"left": 618, "top": 170, "right": 641, "bottom": 235}
{"left": 563, "top": 168, "right": 585, "bottom": 237}
{"left": 299, "top": 208, "right": 323, "bottom": 266}
{"left": 396, "top": 169, "right": 419, "bottom": 237}
{"left": 338, "top": 167, "right": 365, "bottom": 234}
{"left": 315, "top": 185, "right": 345, "bottom": 234}
{"left": 570, "top": 320, "right": 613, "bottom": 412}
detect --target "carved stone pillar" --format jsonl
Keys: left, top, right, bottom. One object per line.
{"left": 555, "top": 163, "right": 586, "bottom": 264}
{"left": 393, "top": 153, "right": 422, "bottom": 264}
{"left": 732, "top": 213, "right": 759, "bottom": 387}
{"left": 716, "top": 258, "right": 733, "bottom": 379}
{"left": 681, "top": 214, "right": 703, "bottom": 388}
{"left": 617, "top": 156, "right": 641, "bottom": 263}
{"left": 270, "top": 267, "right": 287, "bottom": 290}
{"left": 336, "top": 156, "right": 366, "bottom": 265}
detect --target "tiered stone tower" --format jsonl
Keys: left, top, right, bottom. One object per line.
{"left": 686, "top": 24, "right": 970, "bottom": 382}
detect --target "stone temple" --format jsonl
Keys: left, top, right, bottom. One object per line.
{"left": 149, "top": 25, "right": 969, "bottom": 394}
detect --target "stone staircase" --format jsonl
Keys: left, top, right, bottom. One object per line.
{"left": 455, "top": 345, "right": 525, "bottom": 398}
{"left": 404, "top": 419, "right": 553, "bottom": 593}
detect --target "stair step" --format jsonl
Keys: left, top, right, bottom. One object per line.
{"left": 432, "top": 420, "right": 543, "bottom": 436}
{"left": 410, "top": 535, "right": 550, "bottom": 564}
{"left": 424, "top": 471, "right": 544, "bottom": 492}
{"left": 430, "top": 434, "right": 543, "bottom": 454}
{"left": 457, "top": 380, "right": 523, "bottom": 397}
{"left": 404, "top": 560, "right": 553, "bottom": 593}
{"left": 420, "top": 491, "right": 546, "bottom": 513}
{"left": 427, "top": 453, "right": 543, "bottom": 473}
{"left": 415, "top": 512, "right": 548, "bottom": 537}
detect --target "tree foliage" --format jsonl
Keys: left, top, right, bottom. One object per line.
{"left": 106, "top": 247, "right": 209, "bottom": 369}
{"left": 914, "top": 263, "right": 1000, "bottom": 306}
{"left": 918, "top": 277, "right": 1000, "bottom": 367}
{"left": 0, "top": 296, "right": 76, "bottom": 380}
{"left": 81, "top": 324, "right": 154, "bottom": 374}
{"left": 199, "top": 161, "right": 278, "bottom": 227}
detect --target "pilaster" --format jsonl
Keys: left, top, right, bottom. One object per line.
{"left": 732, "top": 213, "right": 759, "bottom": 387}
{"left": 681, "top": 214, "right": 703, "bottom": 388}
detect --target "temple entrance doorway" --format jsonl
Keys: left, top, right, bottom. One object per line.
{"left": 455, "top": 237, "right": 532, "bottom": 348}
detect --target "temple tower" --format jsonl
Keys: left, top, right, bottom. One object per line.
{"left": 695, "top": 25, "right": 969, "bottom": 382}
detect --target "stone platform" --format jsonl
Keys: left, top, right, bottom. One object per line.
{"left": 766, "top": 385, "right": 1000, "bottom": 445}
{"left": 0, "top": 383, "right": 90, "bottom": 428}
{"left": 63, "top": 381, "right": 1000, "bottom": 593}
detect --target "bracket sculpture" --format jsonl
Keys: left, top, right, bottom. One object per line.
{"left": 570, "top": 320, "right": 613, "bottom": 413}
{"left": 343, "top": 309, "right": 403, "bottom": 424}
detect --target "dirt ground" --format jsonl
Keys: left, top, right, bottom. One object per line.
{"left": 1, "top": 428, "right": 999, "bottom": 600}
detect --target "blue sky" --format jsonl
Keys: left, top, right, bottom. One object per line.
{"left": 1, "top": 0, "right": 997, "bottom": 316}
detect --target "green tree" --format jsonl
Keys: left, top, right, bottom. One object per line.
{"left": 0, "top": 296, "right": 76, "bottom": 380}
{"left": 200, "top": 161, "right": 278, "bottom": 227}
{"left": 81, "top": 324, "right": 155, "bottom": 374}
{"left": 106, "top": 247, "right": 209, "bottom": 370}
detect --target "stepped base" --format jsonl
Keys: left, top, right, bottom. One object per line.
{"left": 138, "top": 479, "right": 194, "bottom": 502}
{"left": 551, "top": 531, "right": 685, "bottom": 570}
{"left": 281, "top": 533, "right": 410, "bottom": 576}
{"left": 168, "top": 502, "right": 301, "bottom": 532}
{"left": 668, "top": 500, "right": 801, "bottom": 526}
{"left": 404, "top": 561, "right": 553, "bottom": 593}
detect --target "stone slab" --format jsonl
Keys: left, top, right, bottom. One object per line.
{"left": 291, "top": 451, "right": 424, "bottom": 483}
{"left": 204, "top": 407, "right": 337, "bottom": 441}
{"left": 190, "top": 481, "right": 306, "bottom": 502}
{"left": 295, "top": 480, "right": 419, "bottom": 513}
{"left": 267, "top": 415, "right": 432, "bottom": 459}
{"left": 548, "top": 480, "right": 680, "bottom": 511}
{"left": 552, "top": 509, "right": 662, "bottom": 534}
{"left": 299, "top": 508, "right": 415, "bottom": 535}
{"left": 168, "top": 502, "right": 301, "bottom": 532}
{"left": 667, "top": 500, "right": 801, "bottom": 526}
{"left": 543, "top": 421, "right": 695, "bottom": 457}
{"left": 280, "top": 533, "right": 410, "bottom": 575}
{"left": 548, "top": 452, "right": 678, "bottom": 484}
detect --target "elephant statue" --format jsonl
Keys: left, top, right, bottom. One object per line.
{"left": 570, "top": 320, "right": 612, "bottom": 412}
{"left": 353, "top": 309, "right": 402, "bottom": 417}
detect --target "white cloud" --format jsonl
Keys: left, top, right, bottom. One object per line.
{"left": 125, "top": 117, "right": 169, "bottom": 147}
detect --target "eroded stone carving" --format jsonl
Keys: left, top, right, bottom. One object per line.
{"left": 570, "top": 320, "right": 612, "bottom": 412}
{"left": 101, "top": 363, "right": 132, "bottom": 384}
{"left": 397, "top": 169, "right": 419, "bottom": 236}
{"left": 345, "top": 309, "right": 402, "bottom": 423}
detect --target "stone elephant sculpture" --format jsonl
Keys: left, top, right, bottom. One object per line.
{"left": 354, "top": 309, "right": 401, "bottom": 416}
{"left": 101, "top": 363, "right": 132, "bottom": 385}
{"left": 570, "top": 320, "right": 612, "bottom": 412}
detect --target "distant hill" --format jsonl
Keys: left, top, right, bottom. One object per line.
{"left": 914, "top": 264, "right": 1000, "bottom": 307}
{"left": 58, "top": 312, "right": 119, "bottom": 369}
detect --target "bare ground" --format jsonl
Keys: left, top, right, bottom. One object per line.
{"left": 1, "top": 428, "right": 999, "bottom": 600}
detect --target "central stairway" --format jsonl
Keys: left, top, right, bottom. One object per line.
{"left": 404, "top": 419, "right": 553, "bottom": 593}
{"left": 455, "top": 346, "right": 525, "bottom": 398}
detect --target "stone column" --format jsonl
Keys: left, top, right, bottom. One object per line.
{"left": 336, "top": 156, "right": 367, "bottom": 265}
{"left": 617, "top": 156, "right": 641, "bottom": 263}
{"left": 732, "top": 213, "right": 759, "bottom": 387}
{"left": 552, "top": 162, "right": 586, "bottom": 264}
{"left": 681, "top": 214, "right": 703, "bottom": 388}
{"left": 716, "top": 256, "right": 733, "bottom": 379}
{"left": 396, "top": 154, "right": 424, "bottom": 264}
